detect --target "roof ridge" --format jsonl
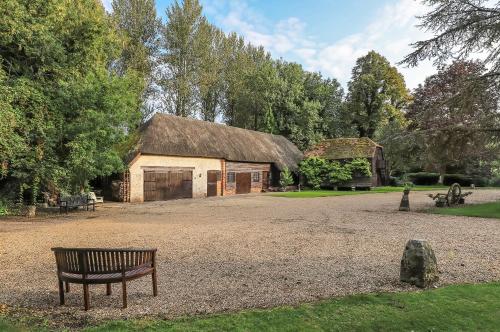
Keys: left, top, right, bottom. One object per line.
{"left": 152, "top": 113, "right": 287, "bottom": 140}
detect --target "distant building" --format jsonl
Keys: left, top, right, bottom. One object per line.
{"left": 121, "top": 114, "right": 303, "bottom": 202}
{"left": 305, "top": 138, "right": 388, "bottom": 187}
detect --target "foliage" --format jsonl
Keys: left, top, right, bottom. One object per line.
{"left": 299, "top": 157, "right": 329, "bottom": 190}
{"left": 160, "top": 0, "right": 206, "bottom": 117}
{"left": 346, "top": 51, "right": 410, "bottom": 138}
{"left": 406, "top": 60, "right": 500, "bottom": 182}
{"left": 402, "top": 0, "right": 500, "bottom": 86}
{"left": 5, "top": 283, "right": 499, "bottom": 331}
{"left": 279, "top": 167, "right": 294, "bottom": 190}
{"left": 406, "top": 172, "right": 440, "bottom": 186}
{"left": 112, "top": 0, "right": 162, "bottom": 120}
{"left": 346, "top": 158, "right": 372, "bottom": 177}
{"left": 490, "top": 177, "right": 500, "bottom": 187}
{"left": 0, "top": 0, "right": 142, "bottom": 203}
{"left": 299, "top": 157, "right": 373, "bottom": 189}
{"left": 374, "top": 121, "right": 420, "bottom": 175}
{"left": 325, "top": 161, "right": 352, "bottom": 185}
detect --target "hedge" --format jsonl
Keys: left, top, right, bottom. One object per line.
{"left": 405, "top": 173, "right": 489, "bottom": 187}
{"left": 406, "top": 172, "right": 440, "bottom": 185}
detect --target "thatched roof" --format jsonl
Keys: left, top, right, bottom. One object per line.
{"left": 130, "top": 114, "right": 303, "bottom": 170}
{"left": 305, "top": 138, "right": 382, "bottom": 160}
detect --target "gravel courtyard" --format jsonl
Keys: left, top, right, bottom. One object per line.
{"left": 0, "top": 189, "right": 499, "bottom": 324}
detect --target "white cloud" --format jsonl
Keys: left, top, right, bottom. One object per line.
{"left": 208, "top": 0, "right": 436, "bottom": 89}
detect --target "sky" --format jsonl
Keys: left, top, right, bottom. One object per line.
{"left": 102, "top": 0, "right": 437, "bottom": 89}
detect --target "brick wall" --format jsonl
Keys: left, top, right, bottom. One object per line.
{"left": 223, "top": 161, "right": 271, "bottom": 195}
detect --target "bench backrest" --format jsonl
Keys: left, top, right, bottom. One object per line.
{"left": 60, "top": 195, "right": 89, "bottom": 206}
{"left": 52, "top": 248, "right": 156, "bottom": 275}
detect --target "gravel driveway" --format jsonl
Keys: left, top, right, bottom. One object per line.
{"left": 0, "top": 189, "right": 499, "bottom": 326}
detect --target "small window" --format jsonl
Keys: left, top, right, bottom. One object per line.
{"left": 227, "top": 172, "right": 235, "bottom": 183}
{"left": 252, "top": 172, "right": 260, "bottom": 182}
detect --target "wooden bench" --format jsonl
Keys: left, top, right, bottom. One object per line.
{"left": 59, "top": 194, "right": 95, "bottom": 213}
{"left": 52, "top": 247, "right": 158, "bottom": 310}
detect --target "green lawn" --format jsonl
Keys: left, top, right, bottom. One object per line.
{"left": 431, "top": 201, "right": 500, "bottom": 219}
{"left": 2, "top": 283, "right": 499, "bottom": 331}
{"left": 271, "top": 186, "right": 445, "bottom": 198}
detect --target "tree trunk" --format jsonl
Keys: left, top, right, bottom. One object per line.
{"left": 438, "top": 170, "right": 445, "bottom": 184}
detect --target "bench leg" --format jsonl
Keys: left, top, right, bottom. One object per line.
{"left": 152, "top": 270, "right": 158, "bottom": 297}
{"left": 65, "top": 282, "right": 70, "bottom": 293}
{"left": 83, "top": 284, "right": 90, "bottom": 311}
{"left": 106, "top": 283, "right": 112, "bottom": 296}
{"left": 58, "top": 279, "right": 65, "bottom": 305}
{"left": 122, "top": 280, "right": 128, "bottom": 309}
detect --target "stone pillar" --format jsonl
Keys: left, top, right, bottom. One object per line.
{"left": 399, "top": 189, "right": 410, "bottom": 211}
{"left": 400, "top": 239, "right": 439, "bottom": 288}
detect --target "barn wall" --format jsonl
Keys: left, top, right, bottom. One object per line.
{"left": 223, "top": 161, "right": 271, "bottom": 195}
{"left": 129, "top": 155, "right": 222, "bottom": 202}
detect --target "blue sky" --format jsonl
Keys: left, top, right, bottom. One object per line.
{"left": 103, "top": 0, "right": 436, "bottom": 89}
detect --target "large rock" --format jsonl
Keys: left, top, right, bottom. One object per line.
{"left": 400, "top": 239, "right": 439, "bottom": 288}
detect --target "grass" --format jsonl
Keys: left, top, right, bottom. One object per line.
{"left": 271, "top": 185, "right": 446, "bottom": 198}
{"left": 431, "top": 201, "right": 500, "bottom": 219}
{"left": 1, "top": 283, "right": 499, "bottom": 331}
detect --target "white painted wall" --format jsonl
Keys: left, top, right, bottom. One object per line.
{"left": 129, "top": 155, "right": 221, "bottom": 202}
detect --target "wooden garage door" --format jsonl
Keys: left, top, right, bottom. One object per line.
{"left": 144, "top": 170, "right": 193, "bottom": 201}
{"left": 207, "top": 170, "right": 220, "bottom": 197}
{"left": 236, "top": 172, "right": 251, "bottom": 194}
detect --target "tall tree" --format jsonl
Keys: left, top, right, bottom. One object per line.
{"left": 402, "top": 0, "right": 500, "bottom": 83}
{"left": 407, "top": 60, "right": 500, "bottom": 183}
{"left": 303, "top": 72, "right": 347, "bottom": 138}
{"left": 346, "top": 51, "right": 410, "bottom": 138}
{"left": 196, "top": 24, "right": 226, "bottom": 122}
{"left": 112, "top": 0, "right": 161, "bottom": 120}
{"left": 160, "top": 0, "right": 205, "bottom": 117}
{"left": 0, "top": 0, "right": 142, "bottom": 199}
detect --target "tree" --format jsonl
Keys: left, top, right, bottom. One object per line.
{"left": 346, "top": 51, "right": 410, "bottom": 138}
{"left": 196, "top": 24, "right": 226, "bottom": 122}
{"left": 402, "top": 0, "right": 500, "bottom": 84}
{"left": 0, "top": 0, "right": 142, "bottom": 201}
{"left": 303, "top": 72, "right": 348, "bottom": 138}
{"left": 160, "top": 0, "right": 206, "bottom": 117}
{"left": 407, "top": 60, "right": 500, "bottom": 183}
{"left": 279, "top": 167, "right": 294, "bottom": 190}
{"left": 112, "top": 0, "right": 162, "bottom": 120}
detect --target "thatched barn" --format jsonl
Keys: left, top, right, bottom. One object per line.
{"left": 305, "top": 138, "right": 388, "bottom": 187}
{"left": 122, "top": 114, "right": 303, "bottom": 202}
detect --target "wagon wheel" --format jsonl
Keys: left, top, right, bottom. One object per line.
{"left": 447, "top": 183, "right": 461, "bottom": 206}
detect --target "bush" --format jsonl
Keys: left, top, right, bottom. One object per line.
{"left": 406, "top": 172, "right": 440, "bottom": 185}
{"left": 471, "top": 177, "right": 489, "bottom": 187}
{"left": 279, "top": 167, "right": 294, "bottom": 190}
{"left": 443, "top": 174, "right": 473, "bottom": 186}
{"left": 489, "top": 177, "right": 500, "bottom": 187}
{"left": 347, "top": 158, "right": 372, "bottom": 177}
{"left": 300, "top": 157, "right": 372, "bottom": 189}
{"left": 326, "top": 161, "right": 352, "bottom": 185}
{"left": 299, "top": 157, "right": 329, "bottom": 190}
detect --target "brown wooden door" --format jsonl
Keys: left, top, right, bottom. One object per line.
{"left": 144, "top": 170, "right": 192, "bottom": 201}
{"left": 207, "top": 170, "right": 219, "bottom": 197}
{"left": 262, "top": 171, "right": 269, "bottom": 191}
{"left": 236, "top": 172, "right": 251, "bottom": 194}
{"left": 144, "top": 171, "right": 157, "bottom": 201}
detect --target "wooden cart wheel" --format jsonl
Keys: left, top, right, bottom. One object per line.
{"left": 447, "top": 183, "right": 461, "bottom": 206}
